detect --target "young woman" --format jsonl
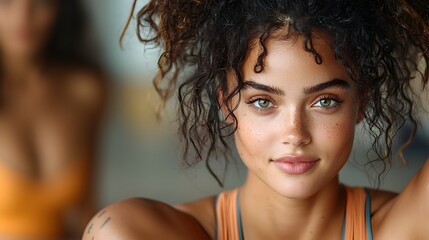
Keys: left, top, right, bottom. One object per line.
{"left": 84, "top": 0, "right": 428, "bottom": 239}
{"left": 0, "top": 0, "right": 105, "bottom": 239}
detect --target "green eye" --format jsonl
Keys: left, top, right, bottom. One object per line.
{"left": 320, "top": 99, "right": 332, "bottom": 107}
{"left": 314, "top": 98, "right": 339, "bottom": 108}
{"left": 249, "top": 98, "right": 273, "bottom": 109}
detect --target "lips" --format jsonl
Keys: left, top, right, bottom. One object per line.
{"left": 271, "top": 156, "right": 319, "bottom": 175}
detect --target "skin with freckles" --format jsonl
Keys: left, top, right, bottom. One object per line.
{"left": 218, "top": 35, "right": 363, "bottom": 239}
{"left": 233, "top": 35, "right": 361, "bottom": 200}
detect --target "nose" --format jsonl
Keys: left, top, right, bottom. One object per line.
{"left": 282, "top": 109, "right": 311, "bottom": 147}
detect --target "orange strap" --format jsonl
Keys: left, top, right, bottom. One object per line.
{"left": 215, "top": 189, "right": 240, "bottom": 240}
{"left": 216, "top": 187, "right": 370, "bottom": 240}
{"left": 344, "top": 187, "right": 370, "bottom": 240}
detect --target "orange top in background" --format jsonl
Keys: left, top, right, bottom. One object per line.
{"left": 0, "top": 158, "right": 90, "bottom": 239}
{"left": 216, "top": 186, "right": 373, "bottom": 240}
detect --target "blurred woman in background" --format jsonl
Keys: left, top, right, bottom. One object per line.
{"left": 0, "top": 0, "right": 106, "bottom": 239}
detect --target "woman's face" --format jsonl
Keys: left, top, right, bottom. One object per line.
{"left": 232, "top": 35, "right": 362, "bottom": 199}
{"left": 0, "top": 0, "right": 58, "bottom": 58}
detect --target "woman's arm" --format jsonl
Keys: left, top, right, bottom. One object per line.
{"left": 82, "top": 198, "right": 210, "bottom": 240}
{"left": 374, "top": 158, "right": 429, "bottom": 240}
{"left": 405, "top": 158, "right": 429, "bottom": 239}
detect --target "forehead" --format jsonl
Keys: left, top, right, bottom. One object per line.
{"left": 242, "top": 33, "right": 352, "bottom": 87}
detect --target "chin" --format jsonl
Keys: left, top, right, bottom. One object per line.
{"left": 273, "top": 183, "right": 320, "bottom": 200}
{"left": 261, "top": 171, "right": 329, "bottom": 200}
{"left": 266, "top": 172, "right": 340, "bottom": 200}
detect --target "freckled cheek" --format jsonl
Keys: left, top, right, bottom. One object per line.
{"left": 236, "top": 118, "right": 263, "bottom": 150}
{"left": 234, "top": 113, "right": 275, "bottom": 164}
{"left": 313, "top": 116, "right": 356, "bottom": 157}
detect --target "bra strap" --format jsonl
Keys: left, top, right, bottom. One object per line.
{"left": 236, "top": 193, "right": 244, "bottom": 240}
{"left": 364, "top": 188, "right": 374, "bottom": 240}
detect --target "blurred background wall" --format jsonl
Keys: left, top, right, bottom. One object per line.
{"left": 83, "top": 0, "right": 429, "bottom": 207}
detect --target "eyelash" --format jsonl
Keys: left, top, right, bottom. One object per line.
{"left": 245, "top": 95, "right": 343, "bottom": 112}
{"left": 245, "top": 97, "right": 275, "bottom": 112}
{"left": 313, "top": 95, "right": 344, "bottom": 110}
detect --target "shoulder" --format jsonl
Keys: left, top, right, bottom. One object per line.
{"left": 83, "top": 198, "right": 211, "bottom": 240}
{"left": 345, "top": 186, "right": 396, "bottom": 224}
{"left": 371, "top": 159, "right": 429, "bottom": 240}
{"left": 366, "top": 188, "right": 397, "bottom": 215}
{"left": 175, "top": 196, "right": 217, "bottom": 239}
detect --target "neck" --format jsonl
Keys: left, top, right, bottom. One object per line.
{"left": 239, "top": 172, "right": 345, "bottom": 240}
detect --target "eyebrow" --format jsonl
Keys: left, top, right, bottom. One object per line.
{"left": 303, "top": 78, "right": 350, "bottom": 95}
{"left": 242, "top": 81, "right": 286, "bottom": 96}
{"left": 242, "top": 78, "right": 350, "bottom": 96}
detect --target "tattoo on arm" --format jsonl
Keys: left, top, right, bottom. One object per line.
{"left": 100, "top": 217, "right": 111, "bottom": 229}
{"left": 87, "top": 223, "right": 94, "bottom": 234}
{"left": 97, "top": 210, "right": 107, "bottom": 218}
{"left": 85, "top": 209, "right": 112, "bottom": 240}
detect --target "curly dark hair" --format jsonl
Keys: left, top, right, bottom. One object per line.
{"left": 126, "top": 0, "right": 429, "bottom": 186}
